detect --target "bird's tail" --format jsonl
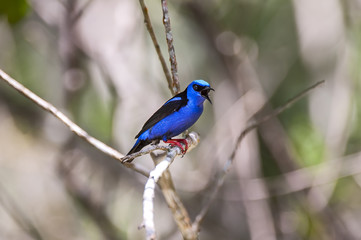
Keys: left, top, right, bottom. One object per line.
{"left": 127, "top": 139, "right": 151, "bottom": 156}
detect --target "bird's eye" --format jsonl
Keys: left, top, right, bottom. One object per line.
{"left": 193, "top": 84, "right": 200, "bottom": 91}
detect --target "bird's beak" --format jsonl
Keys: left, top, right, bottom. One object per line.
{"left": 201, "top": 87, "right": 215, "bottom": 104}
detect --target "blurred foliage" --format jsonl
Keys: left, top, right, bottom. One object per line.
{"left": 289, "top": 116, "right": 325, "bottom": 167}
{"left": 0, "top": 0, "right": 29, "bottom": 24}
{"left": 78, "top": 85, "right": 115, "bottom": 143}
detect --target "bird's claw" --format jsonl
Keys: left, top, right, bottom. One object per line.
{"left": 164, "top": 139, "right": 188, "bottom": 155}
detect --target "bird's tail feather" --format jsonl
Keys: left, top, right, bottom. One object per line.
{"left": 127, "top": 139, "right": 151, "bottom": 156}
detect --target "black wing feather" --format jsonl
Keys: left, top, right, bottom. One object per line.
{"left": 135, "top": 89, "right": 188, "bottom": 138}
{"left": 127, "top": 139, "right": 152, "bottom": 155}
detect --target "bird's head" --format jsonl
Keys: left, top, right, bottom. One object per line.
{"left": 187, "top": 80, "right": 214, "bottom": 104}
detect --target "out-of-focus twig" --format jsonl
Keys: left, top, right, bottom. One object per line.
{"left": 161, "top": 0, "right": 180, "bottom": 94}
{"left": 231, "top": 80, "right": 325, "bottom": 163}
{"left": 138, "top": 0, "right": 175, "bottom": 95}
{"left": 0, "top": 69, "right": 148, "bottom": 177}
{"left": 57, "top": 154, "right": 124, "bottom": 240}
{"left": 245, "top": 150, "right": 361, "bottom": 200}
{"left": 0, "top": 183, "right": 43, "bottom": 240}
{"left": 71, "top": 0, "right": 94, "bottom": 23}
{"left": 192, "top": 80, "right": 325, "bottom": 230}
{"left": 157, "top": 170, "right": 194, "bottom": 239}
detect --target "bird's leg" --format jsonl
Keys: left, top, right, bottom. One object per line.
{"left": 164, "top": 139, "right": 188, "bottom": 155}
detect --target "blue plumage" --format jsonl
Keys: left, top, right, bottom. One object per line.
{"left": 127, "top": 80, "right": 214, "bottom": 156}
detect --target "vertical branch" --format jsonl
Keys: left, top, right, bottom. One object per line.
{"left": 151, "top": 154, "right": 196, "bottom": 240}
{"left": 143, "top": 133, "right": 199, "bottom": 240}
{"left": 138, "top": 0, "right": 175, "bottom": 95}
{"left": 142, "top": 148, "right": 179, "bottom": 240}
{"left": 161, "top": 0, "right": 180, "bottom": 94}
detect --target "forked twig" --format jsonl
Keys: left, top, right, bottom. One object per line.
{"left": 142, "top": 148, "right": 178, "bottom": 240}
{"left": 142, "top": 133, "right": 199, "bottom": 240}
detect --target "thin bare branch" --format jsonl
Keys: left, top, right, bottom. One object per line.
{"left": 192, "top": 80, "right": 326, "bottom": 230}
{"left": 138, "top": 0, "right": 175, "bottom": 95}
{"left": 123, "top": 131, "right": 199, "bottom": 163}
{"left": 232, "top": 80, "right": 326, "bottom": 163}
{"left": 161, "top": 0, "right": 180, "bottom": 94}
{"left": 122, "top": 145, "right": 168, "bottom": 163}
{"left": 0, "top": 68, "right": 148, "bottom": 177}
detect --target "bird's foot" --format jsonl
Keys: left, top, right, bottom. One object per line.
{"left": 164, "top": 139, "right": 188, "bottom": 156}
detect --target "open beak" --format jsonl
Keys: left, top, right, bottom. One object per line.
{"left": 201, "top": 87, "right": 215, "bottom": 104}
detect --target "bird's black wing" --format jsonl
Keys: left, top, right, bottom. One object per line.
{"left": 135, "top": 90, "right": 188, "bottom": 138}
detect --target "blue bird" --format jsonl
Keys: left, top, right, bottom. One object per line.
{"left": 126, "top": 80, "right": 214, "bottom": 158}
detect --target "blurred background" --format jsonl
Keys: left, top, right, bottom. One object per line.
{"left": 1, "top": 0, "right": 361, "bottom": 239}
